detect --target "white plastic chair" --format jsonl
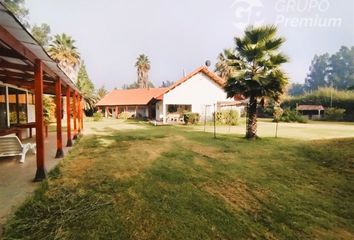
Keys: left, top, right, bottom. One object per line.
{"left": 0, "top": 136, "right": 36, "bottom": 163}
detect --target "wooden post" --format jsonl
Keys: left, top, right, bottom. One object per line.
{"left": 34, "top": 59, "right": 47, "bottom": 181}
{"left": 73, "top": 91, "right": 77, "bottom": 139}
{"left": 115, "top": 106, "right": 118, "bottom": 119}
{"left": 105, "top": 106, "right": 108, "bottom": 118}
{"left": 66, "top": 87, "right": 72, "bottom": 146}
{"left": 77, "top": 94, "right": 81, "bottom": 134}
{"left": 55, "top": 79, "right": 64, "bottom": 158}
{"left": 80, "top": 96, "right": 84, "bottom": 130}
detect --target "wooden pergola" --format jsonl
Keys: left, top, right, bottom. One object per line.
{"left": 0, "top": 3, "right": 83, "bottom": 181}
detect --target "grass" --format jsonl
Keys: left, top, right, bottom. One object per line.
{"left": 193, "top": 118, "right": 354, "bottom": 140}
{"left": 3, "top": 120, "right": 354, "bottom": 239}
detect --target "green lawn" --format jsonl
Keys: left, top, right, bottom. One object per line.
{"left": 3, "top": 120, "right": 354, "bottom": 239}
{"left": 192, "top": 118, "right": 354, "bottom": 140}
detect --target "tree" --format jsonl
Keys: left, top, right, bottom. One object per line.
{"left": 215, "top": 49, "right": 236, "bottom": 79}
{"left": 122, "top": 81, "right": 155, "bottom": 89}
{"left": 304, "top": 46, "right": 354, "bottom": 91}
{"left": 135, "top": 54, "right": 151, "bottom": 88}
{"left": 97, "top": 86, "right": 108, "bottom": 99}
{"left": 76, "top": 64, "right": 98, "bottom": 114}
{"left": 304, "top": 54, "right": 330, "bottom": 91}
{"left": 47, "top": 33, "right": 81, "bottom": 81}
{"left": 160, "top": 81, "right": 174, "bottom": 88}
{"left": 328, "top": 46, "right": 354, "bottom": 90}
{"left": 3, "top": 0, "right": 29, "bottom": 28}
{"left": 288, "top": 83, "right": 305, "bottom": 96}
{"left": 224, "top": 25, "right": 289, "bottom": 139}
{"left": 31, "top": 23, "right": 51, "bottom": 47}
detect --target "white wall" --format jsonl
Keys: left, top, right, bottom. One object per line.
{"left": 159, "top": 73, "right": 232, "bottom": 121}
{"left": 156, "top": 101, "right": 163, "bottom": 120}
{"left": 28, "top": 104, "right": 35, "bottom": 122}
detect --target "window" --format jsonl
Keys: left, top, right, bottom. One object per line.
{"left": 28, "top": 92, "right": 35, "bottom": 105}
{"left": 0, "top": 86, "right": 7, "bottom": 129}
{"left": 8, "top": 87, "right": 28, "bottom": 125}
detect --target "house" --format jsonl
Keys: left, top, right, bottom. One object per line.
{"left": 96, "top": 88, "right": 167, "bottom": 119}
{"left": 296, "top": 105, "right": 325, "bottom": 119}
{"left": 97, "top": 66, "right": 245, "bottom": 123}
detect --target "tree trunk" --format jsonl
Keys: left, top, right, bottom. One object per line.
{"left": 246, "top": 96, "right": 257, "bottom": 139}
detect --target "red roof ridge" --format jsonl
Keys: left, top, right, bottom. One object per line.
{"left": 96, "top": 87, "right": 168, "bottom": 106}
{"left": 155, "top": 66, "right": 225, "bottom": 100}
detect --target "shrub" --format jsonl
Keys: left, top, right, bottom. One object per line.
{"left": 323, "top": 108, "right": 346, "bottom": 121}
{"left": 43, "top": 96, "right": 55, "bottom": 123}
{"left": 216, "top": 110, "right": 240, "bottom": 125}
{"left": 118, "top": 111, "right": 134, "bottom": 119}
{"left": 279, "top": 108, "right": 308, "bottom": 123}
{"left": 183, "top": 112, "right": 200, "bottom": 125}
{"left": 93, "top": 112, "right": 103, "bottom": 122}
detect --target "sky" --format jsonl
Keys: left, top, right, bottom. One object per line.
{"left": 25, "top": 0, "right": 353, "bottom": 90}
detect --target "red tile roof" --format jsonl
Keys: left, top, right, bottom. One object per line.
{"left": 155, "top": 66, "right": 225, "bottom": 100}
{"left": 96, "top": 67, "right": 225, "bottom": 106}
{"left": 96, "top": 88, "right": 167, "bottom": 106}
{"left": 297, "top": 105, "right": 325, "bottom": 111}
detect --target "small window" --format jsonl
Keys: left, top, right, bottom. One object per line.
{"left": 28, "top": 93, "right": 35, "bottom": 105}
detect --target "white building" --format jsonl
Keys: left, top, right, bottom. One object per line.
{"left": 97, "top": 67, "right": 245, "bottom": 123}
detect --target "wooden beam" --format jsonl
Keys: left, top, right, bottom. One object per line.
{"left": 66, "top": 87, "right": 72, "bottom": 147}
{"left": 0, "top": 26, "right": 77, "bottom": 91}
{"left": 0, "top": 58, "right": 33, "bottom": 72}
{"left": 0, "top": 76, "right": 54, "bottom": 92}
{"left": 34, "top": 59, "right": 47, "bottom": 181}
{"left": 73, "top": 91, "right": 77, "bottom": 139}
{"left": 0, "top": 47, "right": 26, "bottom": 59}
{"left": 0, "top": 69, "right": 54, "bottom": 82}
{"left": 0, "top": 26, "right": 56, "bottom": 77}
{"left": 55, "top": 78, "right": 64, "bottom": 158}
{"left": 0, "top": 69, "right": 33, "bottom": 79}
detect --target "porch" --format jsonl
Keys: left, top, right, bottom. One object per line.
{"left": 0, "top": 2, "right": 84, "bottom": 184}
{"left": 0, "top": 129, "right": 73, "bottom": 226}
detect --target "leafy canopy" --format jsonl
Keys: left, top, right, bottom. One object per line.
{"left": 47, "top": 33, "right": 81, "bottom": 67}
{"left": 3, "top": 0, "right": 29, "bottom": 27}
{"left": 77, "top": 64, "right": 98, "bottom": 111}
{"left": 31, "top": 23, "right": 52, "bottom": 47}
{"left": 224, "top": 25, "right": 289, "bottom": 102}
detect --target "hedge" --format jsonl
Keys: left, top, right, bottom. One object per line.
{"left": 282, "top": 88, "right": 354, "bottom": 121}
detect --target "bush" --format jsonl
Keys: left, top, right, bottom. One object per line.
{"left": 93, "top": 112, "right": 103, "bottom": 122}
{"left": 216, "top": 110, "right": 240, "bottom": 125}
{"left": 323, "top": 108, "right": 346, "bottom": 121}
{"left": 118, "top": 111, "right": 134, "bottom": 119}
{"left": 279, "top": 108, "right": 308, "bottom": 123}
{"left": 43, "top": 96, "right": 55, "bottom": 123}
{"left": 183, "top": 112, "right": 200, "bottom": 125}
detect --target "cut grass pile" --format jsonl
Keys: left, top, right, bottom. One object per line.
{"left": 3, "top": 122, "right": 354, "bottom": 239}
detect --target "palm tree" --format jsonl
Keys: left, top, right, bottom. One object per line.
{"left": 135, "top": 54, "right": 151, "bottom": 88}
{"left": 47, "top": 33, "right": 81, "bottom": 81}
{"left": 224, "top": 25, "right": 289, "bottom": 139}
{"left": 215, "top": 49, "right": 235, "bottom": 80}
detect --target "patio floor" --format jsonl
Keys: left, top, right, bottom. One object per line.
{"left": 0, "top": 130, "right": 74, "bottom": 228}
